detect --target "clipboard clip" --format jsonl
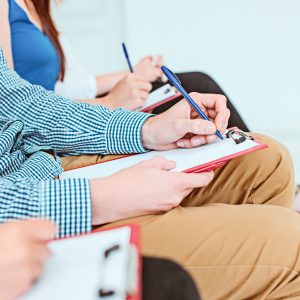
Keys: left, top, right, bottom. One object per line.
{"left": 98, "top": 245, "right": 119, "bottom": 298}
{"left": 98, "top": 244, "right": 139, "bottom": 299}
{"left": 225, "top": 129, "right": 254, "bottom": 145}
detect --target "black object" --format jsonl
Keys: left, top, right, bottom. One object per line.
{"left": 226, "top": 129, "right": 254, "bottom": 144}
{"left": 142, "top": 257, "right": 201, "bottom": 300}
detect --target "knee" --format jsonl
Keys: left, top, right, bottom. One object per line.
{"left": 225, "top": 133, "right": 295, "bottom": 206}
{"left": 251, "top": 133, "right": 294, "bottom": 175}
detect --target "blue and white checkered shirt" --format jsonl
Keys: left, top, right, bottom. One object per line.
{"left": 0, "top": 49, "right": 151, "bottom": 237}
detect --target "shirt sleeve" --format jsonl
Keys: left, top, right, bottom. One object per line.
{"left": 0, "top": 177, "right": 92, "bottom": 238}
{"left": 0, "top": 48, "right": 151, "bottom": 156}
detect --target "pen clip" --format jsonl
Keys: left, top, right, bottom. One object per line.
{"left": 161, "top": 66, "right": 181, "bottom": 84}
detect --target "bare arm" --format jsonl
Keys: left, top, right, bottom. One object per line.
{"left": 81, "top": 74, "right": 152, "bottom": 110}
{"left": 95, "top": 70, "right": 129, "bottom": 96}
{"left": 0, "top": 0, "right": 14, "bottom": 68}
{"left": 95, "top": 55, "right": 164, "bottom": 96}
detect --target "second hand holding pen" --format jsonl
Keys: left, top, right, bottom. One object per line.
{"left": 161, "top": 66, "right": 224, "bottom": 141}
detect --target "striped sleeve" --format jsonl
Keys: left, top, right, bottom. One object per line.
{"left": 0, "top": 177, "right": 92, "bottom": 238}
{"left": 39, "top": 179, "right": 92, "bottom": 237}
{"left": 0, "top": 48, "right": 151, "bottom": 156}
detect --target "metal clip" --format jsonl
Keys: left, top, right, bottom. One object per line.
{"left": 225, "top": 129, "right": 254, "bottom": 144}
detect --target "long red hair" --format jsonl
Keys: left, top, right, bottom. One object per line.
{"left": 25, "top": 0, "right": 65, "bottom": 80}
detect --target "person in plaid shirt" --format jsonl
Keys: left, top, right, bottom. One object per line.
{"left": 0, "top": 47, "right": 298, "bottom": 299}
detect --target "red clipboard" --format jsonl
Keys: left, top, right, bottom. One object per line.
{"left": 184, "top": 137, "right": 267, "bottom": 173}
{"left": 24, "top": 225, "right": 141, "bottom": 299}
{"left": 61, "top": 131, "right": 268, "bottom": 178}
{"left": 51, "top": 225, "right": 142, "bottom": 300}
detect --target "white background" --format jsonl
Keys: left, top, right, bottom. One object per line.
{"left": 53, "top": 0, "right": 300, "bottom": 182}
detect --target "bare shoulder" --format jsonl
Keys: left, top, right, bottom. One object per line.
{"left": 0, "top": 0, "right": 14, "bottom": 68}
{"left": 0, "top": 0, "right": 9, "bottom": 14}
{"left": 0, "top": 0, "right": 10, "bottom": 34}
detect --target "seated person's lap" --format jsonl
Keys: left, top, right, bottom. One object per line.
{"left": 61, "top": 133, "right": 296, "bottom": 299}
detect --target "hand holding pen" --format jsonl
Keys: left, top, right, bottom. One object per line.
{"left": 161, "top": 66, "right": 227, "bottom": 141}
{"left": 122, "top": 42, "right": 164, "bottom": 82}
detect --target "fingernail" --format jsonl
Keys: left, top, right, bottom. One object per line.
{"left": 177, "top": 141, "right": 185, "bottom": 147}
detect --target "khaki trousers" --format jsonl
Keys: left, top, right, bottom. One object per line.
{"left": 62, "top": 134, "right": 297, "bottom": 300}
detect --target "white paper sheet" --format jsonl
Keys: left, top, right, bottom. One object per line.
{"left": 60, "top": 138, "right": 262, "bottom": 180}
{"left": 21, "top": 227, "right": 132, "bottom": 300}
{"left": 138, "top": 84, "right": 177, "bottom": 111}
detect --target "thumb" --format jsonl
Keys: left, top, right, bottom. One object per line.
{"left": 138, "top": 156, "right": 176, "bottom": 171}
{"left": 175, "top": 119, "right": 216, "bottom": 137}
{"left": 21, "top": 219, "right": 56, "bottom": 241}
{"left": 178, "top": 171, "right": 214, "bottom": 189}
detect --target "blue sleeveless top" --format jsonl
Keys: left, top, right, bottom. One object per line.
{"left": 8, "top": 0, "right": 60, "bottom": 90}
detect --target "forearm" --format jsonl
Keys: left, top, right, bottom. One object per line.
{"left": 96, "top": 71, "right": 128, "bottom": 96}
{"left": 0, "top": 177, "right": 92, "bottom": 238}
{"left": 0, "top": 49, "right": 151, "bottom": 155}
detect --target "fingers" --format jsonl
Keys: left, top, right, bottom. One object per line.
{"left": 136, "top": 80, "right": 152, "bottom": 92}
{"left": 206, "top": 134, "right": 218, "bottom": 144}
{"left": 177, "top": 171, "right": 214, "bottom": 189}
{"left": 189, "top": 93, "right": 230, "bottom": 131}
{"left": 135, "top": 56, "right": 163, "bottom": 82}
{"left": 20, "top": 220, "right": 56, "bottom": 241}
{"left": 176, "top": 135, "right": 208, "bottom": 148}
{"left": 151, "top": 55, "right": 164, "bottom": 67}
{"left": 138, "top": 91, "right": 150, "bottom": 101}
{"left": 29, "top": 241, "right": 52, "bottom": 264}
{"left": 20, "top": 252, "right": 46, "bottom": 289}
{"left": 153, "top": 68, "right": 163, "bottom": 80}
{"left": 140, "top": 56, "right": 152, "bottom": 63}
{"left": 137, "top": 156, "right": 176, "bottom": 171}
{"left": 190, "top": 93, "right": 227, "bottom": 110}
{"left": 174, "top": 118, "right": 216, "bottom": 137}
{"left": 123, "top": 75, "right": 152, "bottom": 105}
{"left": 176, "top": 133, "right": 218, "bottom": 148}
{"left": 215, "top": 107, "right": 230, "bottom": 132}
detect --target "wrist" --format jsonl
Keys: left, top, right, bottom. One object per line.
{"left": 141, "top": 116, "right": 157, "bottom": 150}
{"left": 90, "top": 178, "right": 115, "bottom": 225}
{"left": 98, "top": 94, "right": 117, "bottom": 110}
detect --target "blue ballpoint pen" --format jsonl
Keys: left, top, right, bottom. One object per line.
{"left": 161, "top": 66, "right": 224, "bottom": 141}
{"left": 122, "top": 42, "right": 134, "bottom": 73}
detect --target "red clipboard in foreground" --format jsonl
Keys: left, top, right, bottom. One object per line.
{"left": 22, "top": 225, "right": 141, "bottom": 300}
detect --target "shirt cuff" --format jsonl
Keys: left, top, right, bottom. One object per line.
{"left": 39, "top": 178, "right": 92, "bottom": 238}
{"left": 105, "top": 109, "right": 152, "bottom": 154}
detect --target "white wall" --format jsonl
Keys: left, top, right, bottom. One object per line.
{"left": 53, "top": 0, "right": 126, "bottom": 73}
{"left": 53, "top": 0, "right": 300, "bottom": 181}
{"left": 124, "top": 0, "right": 300, "bottom": 130}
